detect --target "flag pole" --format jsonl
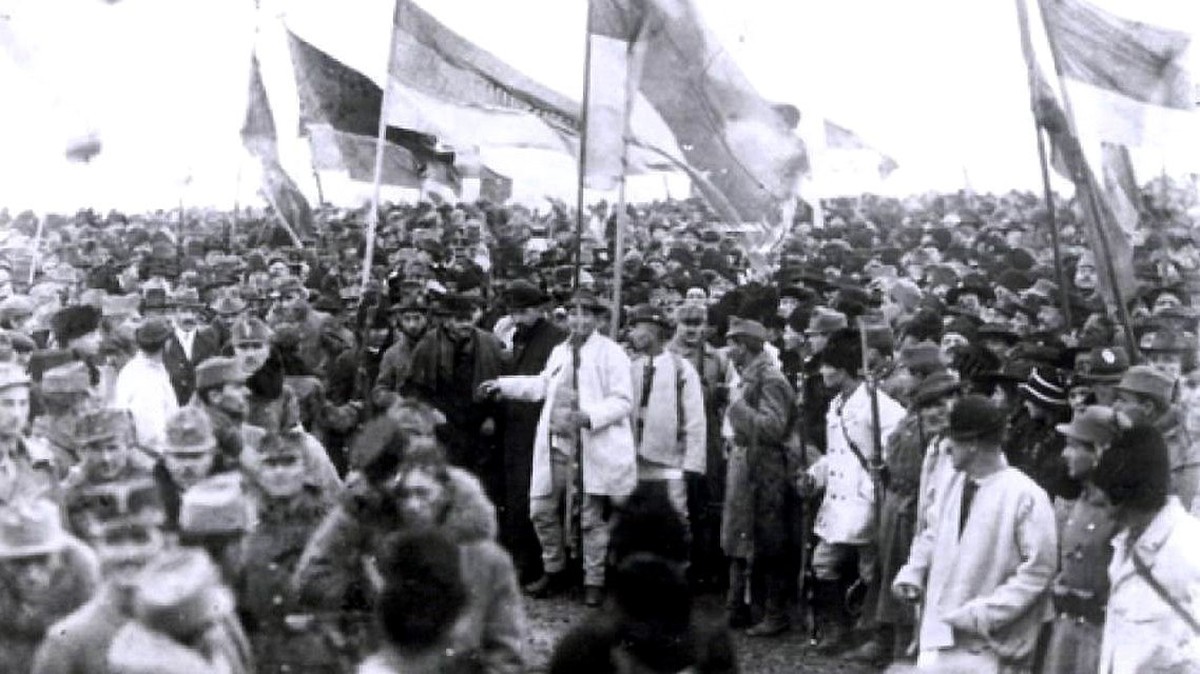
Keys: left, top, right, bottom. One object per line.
{"left": 1014, "top": 0, "right": 1071, "bottom": 327}
{"left": 1031, "top": 0, "right": 1139, "bottom": 360}
{"left": 573, "top": 3, "right": 595, "bottom": 294}
{"left": 361, "top": 0, "right": 402, "bottom": 292}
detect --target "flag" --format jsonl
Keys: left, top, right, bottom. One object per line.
{"left": 1039, "top": 0, "right": 1196, "bottom": 165}
{"left": 240, "top": 53, "right": 314, "bottom": 238}
{"left": 479, "top": 166, "right": 513, "bottom": 204}
{"left": 824, "top": 121, "right": 899, "bottom": 179}
{"left": 583, "top": 0, "right": 651, "bottom": 190}
{"left": 288, "top": 33, "right": 460, "bottom": 190}
{"left": 586, "top": 0, "right": 808, "bottom": 224}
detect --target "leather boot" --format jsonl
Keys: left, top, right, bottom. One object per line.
{"left": 523, "top": 570, "right": 569, "bottom": 599}
{"left": 746, "top": 567, "right": 791, "bottom": 637}
{"left": 844, "top": 625, "right": 894, "bottom": 666}
{"left": 811, "top": 580, "right": 851, "bottom": 655}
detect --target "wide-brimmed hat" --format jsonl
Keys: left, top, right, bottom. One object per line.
{"left": 1055, "top": 405, "right": 1117, "bottom": 447}
{"left": 133, "top": 548, "right": 236, "bottom": 641}
{"left": 0, "top": 499, "right": 67, "bottom": 559}
{"left": 899, "top": 341, "right": 945, "bottom": 376}
{"left": 163, "top": 407, "right": 216, "bottom": 454}
{"left": 946, "top": 394, "right": 1007, "bottom": 441}
{"left": 229, "top": 316, "right": 272, "bottom": 345}
{"left": 1114, "top": 365, "right": 1175, "bottom": 409}
{"left": 195, "top": 356, "right": 247, "bottom": 391}
{"left": 52, "top": 304, "right": 101, "bottom": 343}
{"left": 433, "top": 293, "right": 480, "bottom": 318}
{"left": 1138, "top": 330, "right": 1194, "bottom": 355}
{"left": 805, "top": 308, "right": 848, "bottom": 335}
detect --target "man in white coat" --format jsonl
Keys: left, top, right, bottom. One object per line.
{"left": 893, "top": 395, "right": 1057, "bottom": 673}
{"left": 626, "top": 304, "right": 706, "bottom": 521}
{"left": 798, "top": 328, "right": 905, "bottom": 653}
{"left": 113, "top": 318, "right": 179, "bottom": 455}
{"left": 480, "top": 289, "right": 636, "bottom": 608}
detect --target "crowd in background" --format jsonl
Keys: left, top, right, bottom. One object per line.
{"left": 0, "top": 179, "right": 1197, "bottom": 672}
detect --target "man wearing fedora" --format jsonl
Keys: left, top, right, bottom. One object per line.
{"left": 0, "top": 498, "right": 101, "bottom": 673}
{"left": 894, "top": 395, "right": 1057, "bottom": 673}
{"left": 481, "top": 289, "right": 636, "bottom": 607}
{"left": 162, "top": 287, "right": 222, "bottom": 407}
{"left": 495, "top": 280, "right": 566, "bottom": 586}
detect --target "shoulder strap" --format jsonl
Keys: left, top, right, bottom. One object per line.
{"left": 1131, "top": 548, "right": 1200, "bottom": 636}
{"left": 836, "top": 394, "right": 875, "bottom": 475}
{"left": 672, "top": 351, "right": 686, "bottom": 444}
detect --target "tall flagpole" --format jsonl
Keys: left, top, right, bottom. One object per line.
{"left": 1014, "top": 0, "right": 1071, "bottom": 327}
{"left": 361, "top": 0, "right": 402, "bottom": 292}
{"left": 573, "top": 3, "right": 595, "bottom": 294}
{"left": 1032, "top": 0, "right": 1139, "bottom": 360}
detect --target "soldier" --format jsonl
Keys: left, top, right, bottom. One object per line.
{"left": 162, "top": 287, "right": 222, "bottom": 406}
{"left": 798, "top": 307, "right": 848, "bottom": 452}
{"left": 32, "top": 478, "right": 167, "bottom": 674}
{"left": 0, "top": 498, "right": 101, "bottom": 672}
{"left": 1042, "top": 406, "right": 1119, "bottom": 674}
{"left": 798, "top": 329, "right": 905, "bottom": 652}
{"left": 1112, "top": 365, "right": 1200, "bottom": 515}
{"left": 266, "top": 276, "right": 332, "bottom": 378}
{"left": 667, "top": 301, "right": 736, "bottom": 589}
{"left": 0, "top": 363, "right": 57, "bottom": 505}
{"left": 61, "top": 409, "right": 154, "bottom": 533}
{"left": 27, "top": 362, "right": 93, "bottom": 479}
{"left": 106, "top": 548, "right": 253, "bottom": 674}
{"left": 626, "top": 304, "right": 705, "bottom": 522}
{"left": 240, "top": 432, "right": 339, "bottom": 673}
{"left": 153, "top": 407, "right": 222, "bottom": 530}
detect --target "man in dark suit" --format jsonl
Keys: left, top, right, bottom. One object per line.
{"left": 496, "top": 280, "right": 566, "bottom": 584}
{"left": 162, "top": 288, "right": 222, "bottom": 406}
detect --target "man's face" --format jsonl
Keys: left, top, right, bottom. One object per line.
{"left": 4, "top": 552, "right": 60, "bottom": 595}
{"left": 255, "top": 451, "right": 307, "bottom": 498}
{"left": 510, "top": 307, "right": 542, "bottom": 328}
{"left": 214, "top": 381, "right": 250, "bottom": 417}
{"left": 782, "top": 325, "right": 803, "bottom": 353}
{"left": 443, "top": 314, "right": 474, "bottom": 341}
{"left": 268, "top": 261, "right": 289, "bottom": 278}
{"left": 947, "top": 436, "right": 979, "bottom": 472}
{"left": 0, "top": 386, "right": 30, "bottom": 436}
{"left": 94, "top": 524, "right": 164, "bottom": 586}
{"left": 163, "top": 449, "right": 214, "bottom": 489}
{"left": 1062, "top": 438, "right": 1099, "bottom": 480}
{"left": 819, "top": 364, "right": 849, "bottom": 390}
{"left": 234, "top": 340, "right": 270, "bottom": 374}
{"left": 919, "top": 396, "right": 955, "bottom": 434}
{"left": 1113, "top": 390, "right": 1155, "bottom": 425}
{"left": 957, "top": 293, "right": 981, "bottom": 314}
{"left": 1037, "top": 306, "right": 1065, "bottom": 332}
{"left": 1074, "top": 263, "right": 1097, "bottom": 291}
{"left": 83, "top": 438, "right": 130, "bottom": 481}
{"left": 778, "top": 297, "right": 799, "bottom": 319}
{"left": 566, "top": 307, "right": 597, "bottom": 341}
{"left": 397, "top": 467, "right": 446, "bottom": 529}
{"left": 174, "top": 307, "right": 199, "bottom": 332}
{"left": 626, "top": 322, "right": 660, "bottom": 354}
{"left": 1009, "top": 311, "right": 1032, "bottom": 336}
{"left": 807, "top": 332, "right": 830, "bottom": 355}
{"left": 676, "top": 315, "right": 706, "bottom": 346}
{"left": 397, "top": 311, "right": 427, "bottom": 338}
{"left": 940, "top": 332, "right": 969, "bottom": 360}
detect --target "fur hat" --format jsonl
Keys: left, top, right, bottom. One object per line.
{"left": 1093, "top": 422, "right": 1170, "bottom": 510}
{"left": 820, "top": 328, "right": 862, "bottom": 374}
{"left": 51, "top": 305, "right": 101, "bottom": 344}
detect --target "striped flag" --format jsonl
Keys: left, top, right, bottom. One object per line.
{"left": 240, "top": 53, "right": 315, "bottom": 238}
{"left": 585, "top": 0, "right": 808, "bottom": 225}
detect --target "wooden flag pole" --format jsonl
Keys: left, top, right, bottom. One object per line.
{"left": 1014, "top": 0, "right": 1071, "bottom": 327}
{"left": 361, "top": 0, "right": 402, "bottom": 292}
{"left": 1032, "top": 0, "right": 1139, "bottom": 360}
{"left": 572, "top": 4, "right": 595, "bottom": 294}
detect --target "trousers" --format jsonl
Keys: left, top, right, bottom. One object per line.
{"left": 530, "top": 451, "right": 610, "bottom": 587}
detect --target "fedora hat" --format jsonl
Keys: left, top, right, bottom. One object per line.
{"left": 1114, "top": 365, "right": 1175, "bottom": 409}
{"left": 626, "top": 303, "right": 672, "bottom": 331}
{"left": 505, "top": 280, "right": 549, "bottom": 310}
{"left": 912, "top": 370, "right": 962, "bottom": 408}
{"left": 946, "top": 394, "right": 1007, "bottom": 442}
{"left": 727, "top": 316, "right": 768, "bottom": 342}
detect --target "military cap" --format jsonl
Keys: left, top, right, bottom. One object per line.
{"left": 163, "top": 407, "right": 216, "bottom": 454}
{"left": 131, "top": 548, "right": 235, "bottom": 641}
{"left": 178, "top": 473, "right": 250, "bottom": 538}
{"left": 0, "top": 499, "right": 67, "bottom": 559}
{"left": 566, "top": 288, "right": 610, "bottom": 313}
{"left": 1114, "top": 365, "right": 1175, "bottom": 409}
{"left": 195, "top": 356, "right": 247, "bottom": 391}
{"left": 134, "top": 318, "right": 172, "bottom": 349}
{"left": 73, "top": 408, "right": 130, "bottom": 446}
{"left": 626, "top": 304, "right": 672, "bottom": 330}
{"left": 1074, "top": 346, "right": 1130, "bottom": 384}
{"left": 71, "top": 477, "right": 164, "bottom": 535}
{"left": 229, "top": 316, "right": 272, "bottom": 345}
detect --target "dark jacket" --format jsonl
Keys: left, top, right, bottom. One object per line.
{"left": 162, "top": 327, "right": 222, "bottom": 406}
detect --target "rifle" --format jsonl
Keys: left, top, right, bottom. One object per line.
{"left": 858, "top": 320, "right": 885, "bottom": 524}
{"left": 568, "top": 339, "right": 584, "bottom": 563}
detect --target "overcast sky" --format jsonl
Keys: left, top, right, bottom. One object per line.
{"left": 0, "top": 0, "right": 1195, "bottom": 211}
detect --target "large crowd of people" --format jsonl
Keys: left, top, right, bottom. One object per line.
{"left": 0, "top": 181, "right": 1198, "bottom": 673}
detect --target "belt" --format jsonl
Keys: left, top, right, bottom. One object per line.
{"left": 1051, "top": 592, "right": 1105, "bottom": 626}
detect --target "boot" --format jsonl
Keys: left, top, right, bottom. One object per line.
{"left": 726, "top": 559, "right": 752, "bottom": 628}
{"left": 523, "top": 570, "right": 569, "bottom": 599}
{"left": 746, "top": 567, "right": 791, "bottom": 637}
{"left": 844, "top": 625, "right": 894, "bottom": 666}
{"left": 811, "top": 580, "right": 852, "bottom": 656}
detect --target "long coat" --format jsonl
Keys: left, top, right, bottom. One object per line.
{"left": 894, "top": 465, "right": 1057, "bottom": 662}
{"left": 495, "top": 332, "right": 636, "bottom": 498}
{"left": 809, "top": 382, "right": 904, "bottom": 546}
{"left": 720, "top": 352, "right": 796, "bottom": 562}
{"left": 1100, "top": 497, "right": 1200, "bottom": 674}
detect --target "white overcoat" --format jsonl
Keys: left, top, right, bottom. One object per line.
{"left": 496, "top": 332, "right": 636, "bottom": 498}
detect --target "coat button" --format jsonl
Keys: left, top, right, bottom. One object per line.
{"left": 273, "top": 595, "right": 283, "bottom": 605}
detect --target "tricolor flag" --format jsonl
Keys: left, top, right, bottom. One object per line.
{"left": 241, "top": 53, "right": 315, "bottom": 239}
{"left": 584, "top": 0, "right": 808, "bottom": 225}
{"left": 1016, "top": 0, "right": 1196, "bottom": 313}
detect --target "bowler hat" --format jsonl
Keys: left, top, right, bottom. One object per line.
{"left": 1114, "top": 365, "right": 1175, "bottom": 409}
{"left": 0, "top": 499, "right": 67, "bottom": 559}
{"left": 505, "top": 280, "right": 549, "bottom": 310}
{"left": 946, "top": 394, "right": 1007, "bottom": 441}
{"left": 434, "top": 293, "right": 480, "bottom": 318}
{"left": 1055, "top": 405, "right": 1117, "bottom": 447}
